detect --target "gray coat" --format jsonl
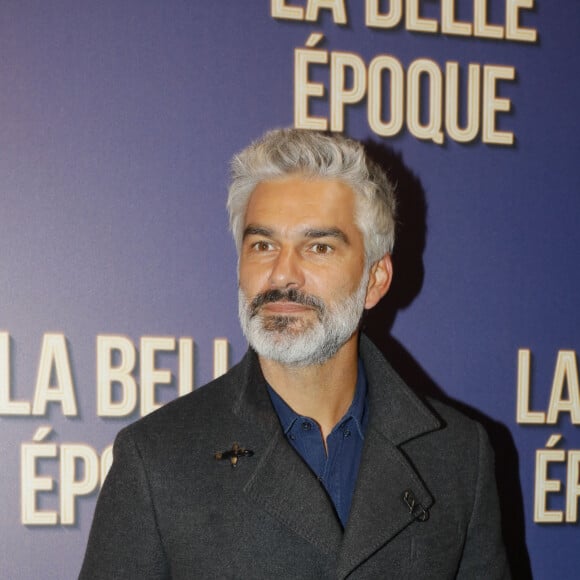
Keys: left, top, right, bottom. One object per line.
{"left": 80, "top": 336, "right": 510, "bottom": 579}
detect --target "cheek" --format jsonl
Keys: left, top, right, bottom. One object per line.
{"left": 332, "top": 260, "right": 365, "bottom": 291}
{"left": 307, "top": 268, "right": 360, "bottom": 301}
{"left": 238, "top": 260, "right": 269, "bottom": 292}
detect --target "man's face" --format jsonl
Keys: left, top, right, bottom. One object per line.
{"left": 238, "top": 177, "right": 372, "bottom": 366}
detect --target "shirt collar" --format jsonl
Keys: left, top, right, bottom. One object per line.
{"left": 267, "top": 359, "right": 368, "bottom": 438}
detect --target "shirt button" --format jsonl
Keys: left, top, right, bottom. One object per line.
{"left": 344, "top": 429, "right": 351, "bottom": 438}
{"left": 302, "top": 422, "right": 311, "bottom": 431}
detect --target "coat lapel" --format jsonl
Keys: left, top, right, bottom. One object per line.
{"left": 232, "top": 349, "right": 343, "bottom": 558}
{"left": 243, "top": 429, "right": 343, "bottom": 556}
{"left": 337, "top": 337, "right": 442, "bottom": 578}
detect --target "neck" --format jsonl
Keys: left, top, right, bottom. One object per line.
{"left": 259, "top": 333, "right": 360, "bottom": 440}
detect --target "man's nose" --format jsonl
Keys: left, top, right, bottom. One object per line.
{"left": 268, "top": 247, "right": 304, "bottom": 289}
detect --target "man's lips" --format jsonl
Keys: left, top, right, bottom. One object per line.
{"left": 260, "top": 301, "right": 314, "bottom": 315}
{"left": 248, "top": 289, "right": 325, "bottom": 319}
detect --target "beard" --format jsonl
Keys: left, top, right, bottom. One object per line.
{"left": 238, "top": 270, "right": 369, "bottom": 367}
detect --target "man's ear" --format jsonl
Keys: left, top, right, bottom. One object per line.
{"left": 364, "top": 254, "right": 393, "bottom": 310}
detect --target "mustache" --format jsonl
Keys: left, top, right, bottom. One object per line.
{"left": 249, "top": 289, "right": 325, "bottom": 317}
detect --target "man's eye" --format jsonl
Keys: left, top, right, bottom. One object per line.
{"left": 252, "top": 241, "right": 272, "bottom": 252}
{"left": 311, "top": 243, "right": 332, "bottom": 255}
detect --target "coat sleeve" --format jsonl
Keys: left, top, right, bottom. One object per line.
{"left": 79, "top": 427, "right": 170, "bottom": 580}
{"left": 457, "top": 422, "right": 511, "bottom": 580}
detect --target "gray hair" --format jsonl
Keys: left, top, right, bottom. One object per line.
{"left": 227, "top": 128, "right": 396, "bottom": 263}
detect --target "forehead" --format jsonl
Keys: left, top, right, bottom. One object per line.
{"left": 244, "top": 177, "right": 359, "bottom": 231}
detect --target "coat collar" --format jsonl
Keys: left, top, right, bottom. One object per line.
{"left": 359, "top": 334, "right": 441, "bottom": 445}
{"left": 337, "top": 335, "right": 442, "bottom": 577}
{"left": 230, "top": 334, "right": 443, "bottom": 574}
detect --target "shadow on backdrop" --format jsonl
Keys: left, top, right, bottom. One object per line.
{"left": 361, "top": 140, "right": 532, "bottom": 580}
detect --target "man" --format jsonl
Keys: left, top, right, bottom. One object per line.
{"left": 80, "top": 129, "right": 509, "bottom": 578}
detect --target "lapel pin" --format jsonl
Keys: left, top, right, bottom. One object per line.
{"left": 402, "top": 489, "right": 429, "bottom": 522}
{"left": 214, "top": 442, "right": 254, "bottom": 468}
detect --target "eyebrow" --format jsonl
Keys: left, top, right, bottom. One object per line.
{"left": 304, "top": 228, "right": 350, "bottom": 244}
{"left": 243, "top": 224, "right": 350, "bottom": 245}
{"left": 243, "top": 225, "right": 273, "bottom": 239}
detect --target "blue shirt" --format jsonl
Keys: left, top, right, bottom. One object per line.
{"left": 267, "top": 361, "right": 369, "bottom": 527}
